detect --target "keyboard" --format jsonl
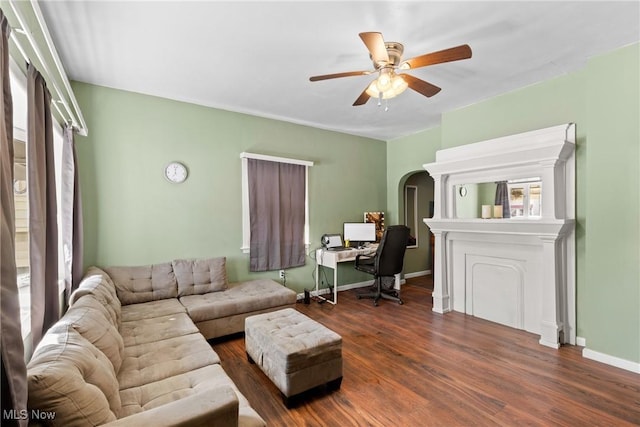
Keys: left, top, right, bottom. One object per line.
{"left": 327, "top": 247, "right": 354, "bottom": 251}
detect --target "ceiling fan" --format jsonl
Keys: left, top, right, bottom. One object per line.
{"left": 310, "top": 32, "right": 472, "bottom": 107}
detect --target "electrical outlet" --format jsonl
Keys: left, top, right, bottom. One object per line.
{"left": 279, "top": 270, "right": 285, "bottom": 279}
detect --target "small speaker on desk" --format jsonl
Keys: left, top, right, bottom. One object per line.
{"left": 304, "top": 289, "right": 310, "bottom": 304}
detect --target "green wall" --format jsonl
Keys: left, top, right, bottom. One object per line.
{"left": 387, "top": 43, "right": 639, "bottom": 364}
{"left": 73, "top": 82, "right": 385, "bottom": 293}
{"left": 478, "top": 182, "right": 497, "bottom": 209}
{"left": 455, "top": 183, "right": 480, "bottom": 218}
{"left": 584, "top": 44, "right": 639, "bottom": 363}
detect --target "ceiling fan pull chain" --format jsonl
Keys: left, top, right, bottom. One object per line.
{"left": 385, "top": 99, "right": 389, "bottom": 112}
{"left": 378, "top": 92, "right": 383, "bottom": 106}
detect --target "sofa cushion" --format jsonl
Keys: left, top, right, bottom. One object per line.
{"left": 69, "top": 266, "right": 121, "bottom": 327}
{"left": 104, "top": 389, "right": 240, "bottom": 427}
{"left": 120, "top": 298, "right": 186, "bottom": 322}
{"left": 27, "top": 324, "right": 121, "bottom": 426}
{"left": 105, "top": 262, "right": 177, "bottom": 305}
{"left": 119, "top": 364, "right": 264, "bottom": 426}
{"left": 62, "top": 295, "right": 125, "bottom": 373}
{"left": 173, "top": 257, "right": 228, "bottom": 296}
{"left": 118, "top": 333, "right": 221, "bottom": 390}
{"left": 119, "top": 312, "right": 199, "bottom": 347}
{"left": 179, "top": 279, "right": 297, "bottom": 323}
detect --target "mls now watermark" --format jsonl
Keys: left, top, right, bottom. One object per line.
{"left": 3, "top": 409, "right": 56, "bottom": 421}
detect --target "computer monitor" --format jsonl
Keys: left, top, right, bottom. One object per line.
{"left": 343, "top": 222, "right": 376, "bottom": 246}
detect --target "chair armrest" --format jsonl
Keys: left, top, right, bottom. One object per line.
{"left": 104, "top": 386, "right": 239, "bottom": 427}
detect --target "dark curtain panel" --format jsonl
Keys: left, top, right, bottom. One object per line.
{"left": 495, "top": 181, "right": 511, "bottom": 218}
{"left": 27, "top": 63, "right": 58, "bottom": 347}
{"left": 248, "top": 158, "right": 306, "bottom": 272}
{"left": 61, "top": 123, "right": 83, "bottom": 303}
{"left": 0, "top": 10, "right": 28, "bottom": 425}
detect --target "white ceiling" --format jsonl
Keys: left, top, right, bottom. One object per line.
{"left": 39, "top": 1, "right": 639, "bottom": 141}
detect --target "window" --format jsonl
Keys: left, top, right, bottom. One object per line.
{"left": 10, "top": 60, "right": 30, "bottom": 338}
{"left": 10, "top": 58, "right": 65, "bottom": 340}
{"left": 14, "top": 137, "right": 30, "bottom": 338}
{"left": 240, "top": 152, "right": 313, "bottom": 256}
{"left": 508, "top": 178, "right": 542, "bottom": 218}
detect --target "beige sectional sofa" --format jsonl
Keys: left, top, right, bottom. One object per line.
{"left": 26, "top": 258, "right": 297, "bottom": 426}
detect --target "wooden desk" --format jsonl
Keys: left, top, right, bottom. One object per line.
{"left": 314, "top": 245, "right": 400, "bottom": 304}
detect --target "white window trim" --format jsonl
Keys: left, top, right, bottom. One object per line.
{"left": 507, "top": 179, "right": 542, "bottom": 219}
{"left": 240, "top": 152, "right": 314, "bottom": 254}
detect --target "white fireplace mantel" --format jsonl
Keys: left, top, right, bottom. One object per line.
{"left": 423, "top": 124, "right": 576, "bottom": 349}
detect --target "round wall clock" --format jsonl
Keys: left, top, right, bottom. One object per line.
{"left": 13, "top": 179, "right": 27, "bottom": 194}
{"left": 164, "top": 161, "right": 188, "bottom": 183}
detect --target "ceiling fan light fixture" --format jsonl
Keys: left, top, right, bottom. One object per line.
{"left": 376, "top": 69, "right": 392, "bottom": 91}
{"left": 310, "top": 32, "right": 471, "bottom": 107}
{"left": 365, "top": 71, "right": 408, "bottom": 100}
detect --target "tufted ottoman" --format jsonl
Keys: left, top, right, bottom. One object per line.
{"left": 245, "top": 308, "right": 342, "bottom": 407}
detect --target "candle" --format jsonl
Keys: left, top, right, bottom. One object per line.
{"left": 481, "top": 205, "right": 491, "bottom": 219}
{"left": 493, "top": 205, "right": 503, "bottom": 218}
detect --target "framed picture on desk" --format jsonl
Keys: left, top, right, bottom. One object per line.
{"left": 364, "top": 211, "right": 384, "bottom": 242}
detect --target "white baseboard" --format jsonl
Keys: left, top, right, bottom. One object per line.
{"left": 405, "top": 270, "right": 431, "bottom": 279}
{"left": 336, "top": 280, "right": 376, "bottom": 292}
{"left": 297, "top": 279, "right": 374, "bottom": 300}
{"left": 299, "top": 276, "right": 413, "bottom": 300}
{"left": 575, "top": 337, "right": 639, "bottom": 374}
{"left": 582, "top": 347, "right": 640, "bottom": 374}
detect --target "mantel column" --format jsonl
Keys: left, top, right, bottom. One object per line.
{"left": 431, "top": 230, "right": 450, "bottom": 313}
{"left": 539, "top": 235, "right": 564, "bottom": 348}
{"left": 430, "top": 173, "right": 448, "bottom": 219}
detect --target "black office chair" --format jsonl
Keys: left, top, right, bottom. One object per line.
{"left": 355, "top": 225, "right": 410, "bottom": 306}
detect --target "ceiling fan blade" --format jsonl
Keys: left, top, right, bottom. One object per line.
{"left": 309, "top": 70, "right": 371, "bottom": 82}
{"left": 401, "top": 74, "right": 441, "bottom": 97}
{"left": 359, "top": 32, "right": 389, "bottom": 66}
{"left": 400, "top": 44, "right": 472, "bottom": 70}
{"left": 353, "top": 88, "right": 371, "bottom": 106}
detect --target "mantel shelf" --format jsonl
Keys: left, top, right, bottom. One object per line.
{"left": 424, "top": 218, "right": 574, "bottom": 238}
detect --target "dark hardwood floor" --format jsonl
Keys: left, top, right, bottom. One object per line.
{"left": 211, "top": 276, "right": 640, "bottom": 426}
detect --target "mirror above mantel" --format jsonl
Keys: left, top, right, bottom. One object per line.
{"left": 455, "top": 179, "right": 542, "bottom": 219}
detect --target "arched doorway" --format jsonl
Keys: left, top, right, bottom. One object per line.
{"left": 398, "top": 170, "right": 434, "bottom": 277}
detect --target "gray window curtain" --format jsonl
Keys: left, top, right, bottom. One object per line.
{"left": 0, "top": 10, "right": 28, "bottom": 425}
{"left": 495, "top": 181, "right": 511, "bottom": 218}
{"left": 248, "top": 158, "right": 306, "bottom": 272}
{"left": 27, "top": 63, "right": 59, "bottom": 347}
{"left": 61, "top": 123, "right": 83, "bottom": 303}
